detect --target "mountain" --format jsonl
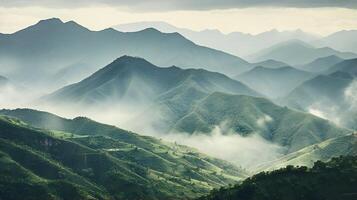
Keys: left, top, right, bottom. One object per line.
{"left": 248, "top": 39, "right": 357, "bottom": 66}
{"left": 0, "top": 18, "right": 250, "bottom": 90}
{"left": 257, "top": 133, "right": 357, "bottom": 171}
{"left": 43, "top": 56, "right": 259, "bottom": 107}
{"left": 114, "top": 21, "right": 320, "bottom": 57}
{"left": 0, "top": 109, "right": 248, "bottom": 200}
{"left": 151, "top": 92, "right": 350, "bottom": 153}
{"left": 235, "top": 66, "right": 314, "bottom": 98}
{"left": 283, "top": 62, "right": 357, "bottom": 129}
{"left": 319, "top": 30, "right": 357, "bottom": 54}
{"left": 299, "top": 55, "right": 344, "bottom": 72}
{"left": 324, "top": 58, "right": 357, "bottom": 76}
{"left": 251, "top": 59, "right": 289, "bottom": 69}
{"left": 198, "top": 155, "right": 357, "bottom": 200}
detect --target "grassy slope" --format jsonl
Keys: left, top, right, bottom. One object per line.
{"left": 256, "top": 133, "right": 357, "bottom": 171}
{"left": 0, "top": 109, "right": 248, "bottom": 199}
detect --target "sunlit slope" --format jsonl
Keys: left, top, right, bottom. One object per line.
{"left": 257, "top": 133, "right": 357, "bottom": 171}
{"left": 0, "top": 109, "right": 248, "bottom": 199}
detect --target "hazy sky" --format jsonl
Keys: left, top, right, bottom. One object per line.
{"left": 1, "top": 0, "right": 357, "bottom": 35}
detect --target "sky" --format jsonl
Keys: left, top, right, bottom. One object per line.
{"left": 1, "top": 0, "right": 357, "bottom": 35}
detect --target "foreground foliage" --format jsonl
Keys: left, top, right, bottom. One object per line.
{"left": 198, "top": 155, "right": 357, "bottom": 200}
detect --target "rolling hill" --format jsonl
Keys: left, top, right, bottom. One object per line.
{"left": 198, "top": 155, "right": 357, "bottom": 200}
{"left": 0, "top": 109, "right": 248, "bottom": 200}
{"left": 235, "top": 66, "right": 314, "bottom": 98}
{"left": 248, "top": 39, "right": 356, "bottom": 66}
{"left": 149, "top": 92, "right": 351, "bottom": 153}
{"left": 0, "top": 18, "right": 250, "bottom": 90}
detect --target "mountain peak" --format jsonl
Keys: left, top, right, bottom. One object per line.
{"left": 37, "top": 18, "right": 63, "bottom": 26}
{"left": 139, "top": 27, "right": 162, "bottom": 34}
{"left": 113, "top": 55, "right": 148, "bottom": 64}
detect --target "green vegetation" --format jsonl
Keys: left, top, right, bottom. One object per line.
{"left": 0, "top": 110, "right": 248, "bottom": 200}
{"left": 168, "top": 92, "right": 351, "bottom": 152}
{"left": 257, "top": 133, "right": 357, "bottom": 171}
{"left": 198, "top": 155, "right": 357, "bottom": 200}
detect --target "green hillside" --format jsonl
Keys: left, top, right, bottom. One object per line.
{"left": 167, "top": 92, "right": 350, "bottom": 152}
{"left": 198, "top": 155, "right": 357, "bottom": 200}
{"left": 0, "top": 110, "right": 248, "bottom": 200}
{"left": 257, "top": 133, "right": 357, "bottom": 171}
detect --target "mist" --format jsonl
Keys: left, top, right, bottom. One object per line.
{"left": 161, "top": 127, "right": 284, "bottom": 170}
{"left": 307, "top": 79, "right": 357, "bottom": 130}
{"left": 344, "top": 79, "right": 357, "bottom": 110}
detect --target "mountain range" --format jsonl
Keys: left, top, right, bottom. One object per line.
{"left": 283, "top": 58, "right": 357, "bottom": 129}
{"left": 40, "top": 56, "right": 352, "bottom": 155}
{"left": 235, "top": 66, "right": 314, "bottom": 98}
{"left": 43, "top": 56, "right": 258, "bottom": 107}
{"left": 1, "top": 17, "right": 357, "bottom": 200}
{"left": 298, "top": 55, "right": 344, "bottom": 72}
{"left": 319, "top": 30, "right": 357, "bottom": 54}
{"left": 114, "top": 21, "right": 320, "bottom": 57}
{"left": 248, "top": 40, "right": 356, "bottom": 66}
{"left": 0, "top": 18, "right": 251, "bottom": 90}
{"left": 159, "top": 92, "right": 350, "bottom": 153}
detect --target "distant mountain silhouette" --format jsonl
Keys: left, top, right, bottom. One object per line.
{"left": 283, "top": 59, "right": 357, "bottom": 129}
{"left": 299, "top": 55, "right": 344, "bottom": 72}
{"left": 0, "top": 18, "right": 250, "bottom": 90}
{"left": 249, "top": 39, "right": 356, "bottom": 66}
{"left": 251, "top": 59, "right": 289, "bottom": 69}
{"left": 44, "top": 56, "right": 258, "bottom": 106}
{"left": 115, "top": 21, "right": 320, "bottom": 57}
{"left": 236, "top": 66, "right": 314, "bottom": 98}
{"left": 319, "top": 30, "right": 357, "bottom": 54}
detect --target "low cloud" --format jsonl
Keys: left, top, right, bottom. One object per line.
{"left": 344, "top": 80, "right": 357, "bottom": 110}
{"left": 150, "top": 123, "right": 285, "bottom": 170}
